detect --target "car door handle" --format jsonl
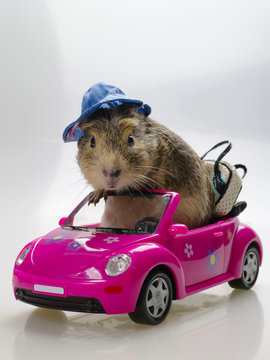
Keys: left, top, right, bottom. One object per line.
{"left": 214, "top": 231, "right": 224, "bottom": 238}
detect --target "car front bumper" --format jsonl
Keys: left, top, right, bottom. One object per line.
{"left": 13, "top": 268, "right": 140, "bottom": 315}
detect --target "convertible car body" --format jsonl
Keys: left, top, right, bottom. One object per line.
{"left": 13, "top": 190, "right": 263, "bottom": 325}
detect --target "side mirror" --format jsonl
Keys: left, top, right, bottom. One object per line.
{"left": 59, "top": 217, "right": 68, "bottom": 226}
{"left": 168, "top": 224, "right": 189, "bottom": 237}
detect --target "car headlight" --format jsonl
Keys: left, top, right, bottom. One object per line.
{"left": 16, "top": 245, "right": 32, "bottom": 265}
{"left": 105, "top": 254, "right": 131, "bottom": 276}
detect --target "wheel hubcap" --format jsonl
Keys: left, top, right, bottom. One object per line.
{"left": 146, "top": 277, "right": 169, "bottom": 318}
{"left": 243, "top": 250, "right": 258, "bottom": 285}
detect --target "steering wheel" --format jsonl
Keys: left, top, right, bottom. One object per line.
{"left": 134, "top": 217, "right": 159, "bottom": 234}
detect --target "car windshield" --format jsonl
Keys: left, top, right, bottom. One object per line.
{"left": 62, "top": 190, "right": 171, "bottom": 235}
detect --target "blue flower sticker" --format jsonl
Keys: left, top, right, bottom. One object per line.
{"left": 207, "top": 248, "right": 218, "bottom": 272}
{"left": 45, "top": 234, "right": 70, "bottom": 244}
{"left": 67, "top": 241, "right": 83, "bottom": 251}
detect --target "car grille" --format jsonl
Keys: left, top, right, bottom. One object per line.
{"left": 15, "top": 288, "right": 105, "bottom": 313}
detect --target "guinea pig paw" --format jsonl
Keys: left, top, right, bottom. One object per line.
{"left": 88, "top": 190, "right": 106, "bottom": 206}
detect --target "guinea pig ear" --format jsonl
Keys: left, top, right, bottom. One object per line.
{"left": 65, "top": 122, "right": 87, "bottom": 142}
{"left": 78, "top": 121, "right": 88, "bottom": 131}
{"left": 78, "top": 120, "right": 94, "bottom": 133}
{"left": 77, "top": 124, "right": 89, "bottom": 147}
{"left": 142, "top": 117, "right": 153, "bottom": 131}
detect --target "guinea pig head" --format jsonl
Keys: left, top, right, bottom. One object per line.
{"left": 77, "top": 108, "right": 158, "bottom": 192}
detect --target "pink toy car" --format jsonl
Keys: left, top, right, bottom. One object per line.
{"left": 13, "top": 190, "right": 263, "bottom": 325}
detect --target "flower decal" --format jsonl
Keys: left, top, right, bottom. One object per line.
{"left": 45, "top": 234, "right": 70, "bottom": 244}
{"left": 184, "top": 243, "right": 194, "bottom": 258}
{"left": 227, "top": 229, "right": 233, "bottom": 241}
{"left": 207, "top": 248, "right": 218, "bottom": 272}
{"left": 103, "top": 237, "right": 120, "bottom": 244}
{"left": 67, "top": 241, "right": 83, "bottom": 251}
{"left": 66, "top": 236, "right": 95, "bottom": 251}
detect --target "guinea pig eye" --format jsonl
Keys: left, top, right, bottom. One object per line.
{"left": 90, "top": 136, "right": 96, "bottom": 148}
{"left": 127, "top": 135, "right": 135, "bottom": 147}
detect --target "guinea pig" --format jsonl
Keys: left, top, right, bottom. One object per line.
{"left": 77, "top": 104, "right": 215, "bottom": 229}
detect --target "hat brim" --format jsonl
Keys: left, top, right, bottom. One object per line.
{"left": 63, "top": 98, "right": 151, "bottom": 142}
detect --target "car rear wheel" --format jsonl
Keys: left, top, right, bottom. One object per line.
{"left": 229, "top": 247, "right": 260, "bottom": 290}
{"left": 128, "top": 271, "right": 173, "bottom": 325}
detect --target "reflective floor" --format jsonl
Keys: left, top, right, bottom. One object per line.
{"left": 2, "top": 280, "right": 268, "bottom": 360}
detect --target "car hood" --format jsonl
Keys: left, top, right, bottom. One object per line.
{"left": 31, "top": 227, "right": 156, "bottom": 276}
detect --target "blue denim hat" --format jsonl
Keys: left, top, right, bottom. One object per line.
{"left": 63, "top": 82, "right": 151, "bottom": 142}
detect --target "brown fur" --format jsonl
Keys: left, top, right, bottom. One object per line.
{"left": 77, "top": 105, "right": 215, "bottom": 229}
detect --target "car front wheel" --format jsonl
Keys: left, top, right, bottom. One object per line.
{"left": 229, "top": 247, "right": 260, "bottom": 290}
{"left": 129, "top": 271, "right": 173, "bottom": 325}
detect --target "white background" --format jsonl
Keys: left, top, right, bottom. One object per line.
{"left": 1, "top": 1, "right": 270, "bottom": 359}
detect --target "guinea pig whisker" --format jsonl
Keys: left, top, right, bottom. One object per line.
{"left": 131, "top": 185, "right": 145, "bottom": 198}
{"left": 65, "top": 167, "right": 83, "bottom": 175}
{"left": 132, "top": 175, "right": 152, "bottom": 189}
{"left": 63, "top": 178, "right": 89, "bottom": 194}
{"left": 128, "top": 177, "right": 144, "bottom": 190}
{"left": 136, "top": 165, "right": 174, "bottom": 178}
{"left": 78, "top": 183, "right": 92, "bottom": 198}
{"left": 138, "top": 160, "right": 195, "bottom": 177}
{"left": 81, "top": 161, "right": 96, "bottom": 169}
{"left": 134, "top": 173, "right": 166, "bottom": 191}
{"left": 127, "top": 188, "right": 134, "bottom": 200}
{"left": 128, "top": 178, "right": 147, "bottom": 196}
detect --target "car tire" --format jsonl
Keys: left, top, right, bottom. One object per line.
{"left": 128, "top": 271, "right": 173, "bottom": 325}
{"left": 228, "top": 247, "right": 260, "bottom": 290}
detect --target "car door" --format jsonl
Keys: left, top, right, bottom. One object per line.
{"left": 218, "top": 217, "right": 239, "bottom": 273}
{"left": 169, "top": 223, "right": 225, "bottom": 287}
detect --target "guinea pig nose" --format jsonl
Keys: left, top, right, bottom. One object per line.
{"left": 112, "top": 169, "right": 121, "bottom": 178}
{"left": 103, "top": 168, "right": 121, "bottom": 178}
